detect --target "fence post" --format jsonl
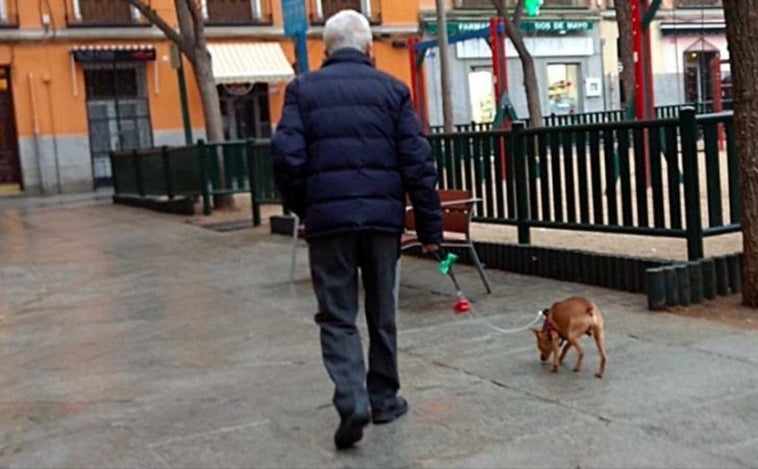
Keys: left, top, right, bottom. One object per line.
{"left": 162, "top": 146, "right": 174, "bottom": 200}
{"left": 247, "top": 139, "right": 261, "bottom": 226}
{"left": 134, "top": 149, "right": 145, "bottom": 197}
{"left": 680, "top": 107, "right": 703, "bottom": 260}
{"left": 512, "top": 122, "right": 530, "bottom": 244}
{"left": 110, "top": 151, "right": 121, "bottom": 195}
{"left": 197, "top": 139, "right": 212, "bottom": 216}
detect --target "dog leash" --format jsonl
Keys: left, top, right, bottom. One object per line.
{"left": 433, "top": 251, "right": 545, "bottom": 335}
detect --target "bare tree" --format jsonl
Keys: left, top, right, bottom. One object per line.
{"left": 435, "top": 0, "right": 455, "bottom": 133}
{"left": 723, "top": 1, "right": 758, "bottom": 307}
{"left": 490, "top": 0, "right": 542, "bottom": 128}
{"left": 128, "top": 0, "right": 235, "bottom": 209}
{"left": 614, "top": 0, "right": 635, "bottom": 110}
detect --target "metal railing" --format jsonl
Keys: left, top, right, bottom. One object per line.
{"left": 428, "top": 108, "right": 738, "bottom": 261}
{"left": 65, "top": 0, "right": 151, "bottom": 27}
{"left": 205, "top": 0, "right": 273, "bottom": 26}
{"left": 308, "top": 0, "right": 381, "bottom": 24}
{"left": 455, "top": 0, "right": 591, "bottom": 8}
{"left": 428, "top": 101, "right": 735, "bottom": 133}
{"left": 110, "top": 139, "right": 275, "bottom": 225}
{"left": 110, "top": 109, "right": 740, "bottom": 259}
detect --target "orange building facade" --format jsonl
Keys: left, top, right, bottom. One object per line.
{"left": 0, "top": 0, "right": 419, "bottom": 195}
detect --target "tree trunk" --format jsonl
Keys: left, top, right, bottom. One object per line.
{"left": 191, "top": 49, "right": 236, "bottom": 210}
{"left": 723, "top": 1, "right": 758, "bottom": 307}
{"left": 435, "top": 0, "right": 454, "bottom": 133}
{"left": 505, "top": 24, "right": 542, "bottom": 128}
{"left": 192, "top": 49, "right": 224, "bottom": 143}
{"left": 614, "top": 0, "right": 635, "bottom": 110}
{"left": 491, "top": 0, "right": 543, "bottom": 128}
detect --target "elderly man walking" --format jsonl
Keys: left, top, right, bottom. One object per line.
{"left": 271, "top": 9, "right": 442, "bottom": 450}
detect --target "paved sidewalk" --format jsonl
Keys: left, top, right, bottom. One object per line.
{"left": 1, "top": 196, "right": 757, "bottom": 468}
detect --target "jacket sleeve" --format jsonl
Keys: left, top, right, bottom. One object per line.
{"left": 395, "top": 87, "right": 442, "bottom": 245}
{"left": 271, "top": 79, "right": 308, "bottom": 217}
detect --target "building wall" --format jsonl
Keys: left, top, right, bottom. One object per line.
{"left": 1, "top": 0, "right": 420, "bottom": 195}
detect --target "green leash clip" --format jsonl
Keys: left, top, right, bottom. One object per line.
{"left": 438, "top": 252, "right": 459, "bottom": 275}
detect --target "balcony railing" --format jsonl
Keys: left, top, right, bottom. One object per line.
{"left": 204, "top": 0, "right": 273, "bottom": 26}
{"left": 0, "top": 0, "right": 19, "bottom": 28}
{"left": 455, "top": 0, "right": 590, "bottom": 8}
{"left": 675, "top": 0, "right": 722, "bottom": 7}
{"left": 308, "top": 0, "right": 381, "bottom": 25}
{"left": 66, "top": 0, "right": 150, "bottom": 27}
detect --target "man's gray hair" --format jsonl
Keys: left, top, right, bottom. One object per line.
{"left": 323, "top": 10, "right": 372, "bottom": 55}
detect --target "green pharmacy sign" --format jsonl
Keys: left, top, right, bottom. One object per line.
{"left": 425, "top": 20, "right": 593, "bottom": 36}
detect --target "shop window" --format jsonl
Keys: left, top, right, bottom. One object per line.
{"left": 468, "top": 68, "right": 495, "bottom": 123}
{"left": 547, "top": 63, "right": 580, "bottom": 116}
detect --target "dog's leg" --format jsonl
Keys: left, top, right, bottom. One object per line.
{"left": 558, "top": 342, "right": 572, "bottom": 365}
{"left": 593, "top": 327, "right": 607, "bottom": 379}
{"left": 568, "top": 338, "right": 585, "bottom": 372}
{"left": 550, "top": 338, "right": 561, "bottom": 372}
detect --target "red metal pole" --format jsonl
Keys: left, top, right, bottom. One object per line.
{"left": 643, "top": 1, "right": 655, "bottom": 119}
{"left": 490, "top": 18, "right": 502, "bottom": 106}
{"left": 631, "top": 0, "right": 645, "bottom": 121}
{"left": 408, "top": 36, "right": 420, "bottom": 114}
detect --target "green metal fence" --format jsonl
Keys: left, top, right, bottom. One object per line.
{"left": 110, "top": 139, "right": 276, "bottom": 225}
{"left": 428, "top": 108, "right": 739, "bottom": 260}
{"left": 428, "top": 101, "right": 735, "bottom": 133}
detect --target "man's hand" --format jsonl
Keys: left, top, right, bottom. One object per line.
{"left": 422, "top": 244, "right": 439, "bottom": 254}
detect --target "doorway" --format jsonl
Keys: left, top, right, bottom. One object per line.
{"left": 84, "top": 63, "right": 153, "bottom": 187}
{"left": 219, "top": 83, "right": 272, "bottom": 140}
{"left": 683, "top": 46, "right": 720, "bottom": 104}
{"left": 0, "top": 66, "right": 22, "bottom": 193}
{"left": 468, "top": 68, "right": 495, "bottom": 124}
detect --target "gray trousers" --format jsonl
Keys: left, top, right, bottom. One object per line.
{"left": 309, "top": 232, "right": 400, "bottom": 419}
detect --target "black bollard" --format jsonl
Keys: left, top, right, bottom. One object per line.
{"left": 676, "top": 264, "right": 691, "bottom": 307}
{"left": 646, "top": 267, "right": 667, "bottom": 311}
{"left": 715, "top": 256, "right": 729, "bottom": 295}
{"left": 688, "top": 260, "right": 704, "bottom": 304}
{"left": 664, "top": 265, "right": 679, "bottom": 307}
{"left": 701, "top": 258, "right": 716, "bottom": 300}
{"left": 728, "top": 254, "right": 742, "bottom": 294}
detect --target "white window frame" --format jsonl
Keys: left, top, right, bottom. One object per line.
{"left": 72, "top": 0, "right": 83, "bottom": 21}
{"left": 0, "top": 0, "right": 7, "bottom": 23}
{"left": 71, "top": 0, "right": 139, "bottom": 22}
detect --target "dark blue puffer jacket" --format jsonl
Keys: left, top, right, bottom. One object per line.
{"left": 271, "top": 48, "right": 442, "bottom": 245}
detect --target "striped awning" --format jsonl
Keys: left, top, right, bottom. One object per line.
{"left": 70, "top": 44, "right": 156, "bottom": 63}
{"left": 207, "top": 42, "right": 295, "bottom": 85}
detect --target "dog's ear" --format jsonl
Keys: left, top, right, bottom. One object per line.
{"left": 529, "top": 328, "right": 541, "bottom": 338}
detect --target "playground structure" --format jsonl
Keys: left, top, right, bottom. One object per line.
{"left": 411, "top": 1, "right": 727, "bottom": 131}
{"left": 408, "top": 18, "right": 512, "bottom": 133}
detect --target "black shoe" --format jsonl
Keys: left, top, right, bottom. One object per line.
{"left": 372, "top": 396, "right": 409, "bottom": 425}
{"left": 334, "top": 412, "right": 370, "bottom": 450}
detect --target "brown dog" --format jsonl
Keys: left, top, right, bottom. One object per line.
{"left": 530, "top": 296, "right": 607, "bottom": 378}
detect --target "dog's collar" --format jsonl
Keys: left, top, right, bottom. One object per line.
{"left": 541, "top": 311, "right": 566, "bottom": 345}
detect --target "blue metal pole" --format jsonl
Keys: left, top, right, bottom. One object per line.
{"left": 295, "top": 31, "right": 309, "bottom": 74}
